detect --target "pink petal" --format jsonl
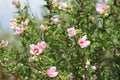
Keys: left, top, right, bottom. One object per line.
{"left": 47, "top": 66, "right": 56, "bottom": 73}
{"left": 37, "top": 41, "right": 47, "bottom": 49}
{"left": 82, "top": 35, "right": 87, "bottom": 40}
{"left": 85, "top": 41, "right": 90, "bottom": 46}
{"left": 30, "top": 44, "right": 36, "bottom": 50}
{"left": 14, "top": 27, "right": 24, "bottom": 34}
{"left": 47, "top": 72, "right": 58, "bottom": 78}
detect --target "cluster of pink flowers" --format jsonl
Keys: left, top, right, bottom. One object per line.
{"left": 30, "top": 41, "right": 47, "bottom": 55}
{"left": 11, "top": 0, "right": 93, "bottom": 79}
{"left": 96, "top": 3, "right": 109, "bottom": 14}
{"left": 67, "top": 27, "right": 90, "bottom": 48}
{"left": 47, "top": 66, "right": 58, "bottom": 78}
{"left": 10, "top": 18, "right": 29, "bottom": 35}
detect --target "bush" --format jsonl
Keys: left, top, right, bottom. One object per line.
{"left": 0, "top": 0, "right": 120, "bottom": 80}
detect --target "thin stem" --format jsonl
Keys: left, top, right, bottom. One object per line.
{"left": 26, "top": 0, "right": 35, "bottom": 18}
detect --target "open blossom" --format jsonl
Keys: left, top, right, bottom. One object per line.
{"left": 14, "top": 27, "right": 24, "bottom": 34}
{"left": 96, "top": 3, "right": 109, "bottom": 14}
{"left": 67, "top": 27, "right": 76, "bottom": 37}
{"left": 30, "top": 44, "right": 43, "bottom": 55}
{"left": 47, "top": 66, "right": 58, "bottom": 78}
{"left": 59, "top": 2, "right": 67, "bottom": 10}
{"left": 78, "top": 35, "right": 90, "bottom": 48}
{"left": 12, "top": 0, "right": 19, "bottom": 6}
{"left": 37, "top": 41, "right": 47, "bottom": 49}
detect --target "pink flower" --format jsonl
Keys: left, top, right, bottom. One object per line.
{"left": 47, "top": 66, "right": 58, "bottom": 78}
{"left": 14, "top": 27, "right": 24, "bottom": 34}
{"left": 12, "top": 0, "right": 19, "bottom": 6}
{"left": 59, "top": 2, "right": 67, "bottom": 10}
{"left": 50, "top": 17, "right": 58, "bottom": 24}
{"left": 37, "top": 41, "right": 47, "bottom": 49}
{"left": 67, "top": 27, "right": 76, "bottom": 37}
{"left": 96, "top": 3, "right": 109, "bottom": 14}
{"left": 78, "top": 35, "right": 90, "bottom": 48}
{"left": 30, "top": 44, "right": 43, "bottom": 55}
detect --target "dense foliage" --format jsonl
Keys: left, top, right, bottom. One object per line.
{"left": 0, "top": 0, "right": 120, "bottom": 80}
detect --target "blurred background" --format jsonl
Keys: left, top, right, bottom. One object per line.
{"left": 0, "top": 0, "right": 46, "bottom": 41}
{"left": 0, "top": 0, "right": 110, "bottom": 30}
{"left": 0, "top": 0, "right": 46, "bottom": 29}
{"left": 0, "top": 0, "right": 111, "bottom": 40}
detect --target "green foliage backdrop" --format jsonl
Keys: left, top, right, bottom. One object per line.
{"left": 0, "top": 0, "right": 120, "bottom": 80}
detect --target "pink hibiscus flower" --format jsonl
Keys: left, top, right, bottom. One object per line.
{"left": 67, "top": 27, "right": 76, "bottom": 37}
{"left": 47, "top": 66, "right": 58, "bottom": 78}
{"left": 78, "top": 35, "right": 90, "bottom": 48}
{"left": 30, "top": 44, "right": 43, "bottom": 55}
{"left": 96, "top": 3, "right": 109, "bottom": 14}
{"left": 37, "top": 41, "right": 47, "bottom": 49}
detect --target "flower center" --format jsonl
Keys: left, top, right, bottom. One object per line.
{"left": 80, "top": 41, "right": 84, "bottom": 44}
{"left": 34, "top": 48, "right": 39, "bottom": 53}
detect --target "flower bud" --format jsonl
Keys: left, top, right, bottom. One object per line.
{"left": 91, "top": 66, "right": 97, "bottom": 71}
{"left": 89, "top": 16, "right": 94, "bottom": 22}
{"left": 12, "top": 0, "right": 20, "bottom": 6}
{"left": 29, "top": 56, "right": 36, "bottom": 62}
{"left": 3, "top": 58, "right": 9, "bottom": 62}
